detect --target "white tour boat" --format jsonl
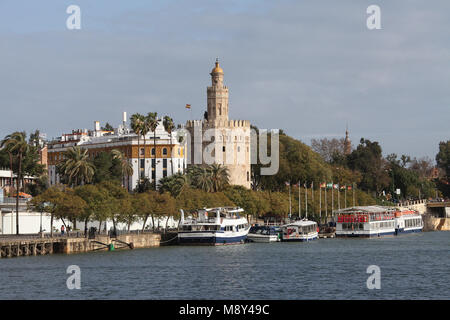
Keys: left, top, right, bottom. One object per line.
{"left": 394, "top": 209, "right": 423, "bottom": 235}
{"left": 336, "top": 206, "right": 396, "bottom": 237}
{"left": 280, "top": 220, "right": 318, "bottom": 242}
{"left": 247, "top": 225, "right": 280, "bottom": 243}
{"left": 335, "top": 206, "right": 422, "bottom": 237}
{"left": 178, "top": 207, "right": 249, "bottom": 245}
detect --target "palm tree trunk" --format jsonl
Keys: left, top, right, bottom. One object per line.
{"left": 15, "top": 153, "right": 22, "bottom": 235}
{"left": 154, "top": 131, "right": 157, "bottom": 190}
{"left": 170, "top": 133, "right": 174, "bottom": 175}
{"left": 165, "top": 216, "right": 170, "bottom": 234}
{"left": 8, "top": 152, "right": 12, "bottom": 187}
{"left": 50, "top": 213, "right": 54, "bottom": 237}
{"left": 143, "top": 136, "right": 146, "bottom": 182}
{"left": 112, "top": 218, "right": 117, "bottom": 234}
{"left": 84, "top": 217, "right": 89, "bottom": 237}
{"left": 137, "top": 136, "right": 141, "bottom": 185}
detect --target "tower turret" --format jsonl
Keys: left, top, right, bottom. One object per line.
{"left": 207, "top": 59, "right": 229, "bottom": 122}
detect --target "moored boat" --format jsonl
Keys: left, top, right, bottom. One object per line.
{"left": 247, "top": 225, "right": 280, "bottom": 242}
{"left": 280, "top": 220, "right": 318, "bottom": 242}
{"left": 335, "top": 206, "right": 423, "bottom": 238}
{"left": 394, "top": 209, "right": 423, "bottom": 235}
{"left": 178, "top": 207, "right": 249, "bottom": 245}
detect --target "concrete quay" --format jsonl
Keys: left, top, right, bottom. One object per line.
{"left": 0, "top": 232, "right": 161, "bottom": 258}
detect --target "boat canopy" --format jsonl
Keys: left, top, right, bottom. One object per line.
{"left": 334, "top": 206, "right": 397, "bottom": 214}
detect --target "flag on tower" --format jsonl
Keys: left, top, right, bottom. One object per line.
{"left": 185, "top": 104, "right": 191, "bottom": 109}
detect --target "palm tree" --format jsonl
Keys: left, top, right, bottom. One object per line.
{"left": 141, "top": 116, "right": 152, "bottom": 180}
{"left": 163, "top": 116, "right": 175, "bottom": 175}
{"left": 147, "top": 112, "right": 159, "bottom": 190}
{"left": 209, "top": 164, "right": 230, "bottom": 192}
{"left": 157, "top": 173, "right": 190, "bottom": 197}
{"left": 188, "top": 166, "right": 213, "bottom": 192}
{"left": 111, "top": 149, "right": 134, "bottom": 190}
{"left": 57, "top": 146, "right": 95, "bottom": 187}
{"left": 130, "top": 113, "right": 145, "bottom": 182}
{"left": 1, "top": 132, "right": 29, "bottom": 234}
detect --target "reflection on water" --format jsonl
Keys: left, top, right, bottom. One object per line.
{"left": 0, "top": 231, "right": 449, "bottom": 299}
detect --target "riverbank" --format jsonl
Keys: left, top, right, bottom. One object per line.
{"left": 0, "top": 233, "right": 161, "bottom": 258}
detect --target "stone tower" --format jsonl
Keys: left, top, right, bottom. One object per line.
{"left": 207, "top": 59, "right": 229, "bottom": 122}
{"left": 186, "top": 60, "right": 251, "bottom": 188}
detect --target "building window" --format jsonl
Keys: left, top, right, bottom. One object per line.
{"left": 140, "top": 159, "right": 145, "bottom": 169}
{"left": 247, "top": 171, "right": 249, "bottom": 181}
{"left": 238, "top": 146, "right": 240, "bottom": 152}
{"left": 163, "top": 148, "right": 167, "bottom": 155}
{"left": 223, "top": 146, "right": 225, "bottom": 152}
{"left": 163, "top": 159, "right": 167, "bottom": 169}
{"left": 151, "top": 148, "right": 155, "bottom": 156}
{"left": 140, "top": 148, "right": 145, "bottom": 156}
{"left": 152, "top": 159, "right": 156, "bottom": 167}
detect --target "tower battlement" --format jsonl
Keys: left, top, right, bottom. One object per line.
{"left": 186, "top": 119, "right": 250, "bottom": 129}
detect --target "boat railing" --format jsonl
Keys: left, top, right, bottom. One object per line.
{"left": 183, "top": 217, "right": 219, "bottom": 224}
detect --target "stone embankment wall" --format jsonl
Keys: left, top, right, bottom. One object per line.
{"left": 423, "top": 215, "right": 450, "bottom": 232}
{"left": 60, "top": 233, "right": 161, "bottom": 254}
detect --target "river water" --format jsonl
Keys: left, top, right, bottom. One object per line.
{"left": 1, "top": 231, "right": 449, "bottom": 300}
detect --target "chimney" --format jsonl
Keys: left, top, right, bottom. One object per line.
{"left": 94, "top": 121, "right": 100, "bottom": 131}
{"left": 122, "top": 111, "right": 127, "bottom": 123}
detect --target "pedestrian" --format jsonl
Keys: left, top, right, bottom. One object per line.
{"left": 61, "top": 225, "right": 65, "bottom": 236}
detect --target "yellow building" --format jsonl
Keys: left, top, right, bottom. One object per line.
{"left": 48, "top": 115, "right": 186, "bottom": 190}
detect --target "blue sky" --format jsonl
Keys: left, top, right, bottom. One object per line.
{"left": 0, "top": 0, "right": 449, "bottom": 160}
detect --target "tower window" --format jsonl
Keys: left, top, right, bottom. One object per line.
{"left": 223, "top": 146, "right": 226, "bottom": 152}
{"left": 163, "top": 148, "right": 167, "bottom": 155}
{"left": 151, "top": 148, "right": 155, "bottom": 156}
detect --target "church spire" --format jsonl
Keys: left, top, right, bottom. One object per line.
{"left": 344, "top": 124, "right": 351, "bottom": 155}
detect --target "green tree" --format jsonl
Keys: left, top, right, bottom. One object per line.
{"left": 252, "top": 129, "right": 332, "bottom": 191}
{"left": 163, "top": 116, "right": 175, "bottom": 175}
{"left": 130, "top": 113, "right": 145, "bottom": 181}
{"left": 29, "top": 186, "right": 65, "bottom": 237}
{"left": 147, "top": 112, "right": 159, "bottom": 189}
{"left": 436, "top": 140, "right": 450, "bottom": 178}
{"left": 92, "top": 151, "right": 122, "bottom": 184}
{"left": 347, "top": 138, "right": 390, "bottom": 193}
{"left": 1, "top": 131, "right": 29, "bottom": 234}
{"left": 101, "top": 122, "right": 114, "bottom": 131}
{"left": 57, "top": 146, "right": 95, "bottom": 187}
{"left": 111, "top": 149, "right": 134, "bottom": 190}
{"left": 74, "top": 184, "right": 113, "bottom": 235}
{"left": 157, "top": 173, "right": 190, "bottom": 197}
